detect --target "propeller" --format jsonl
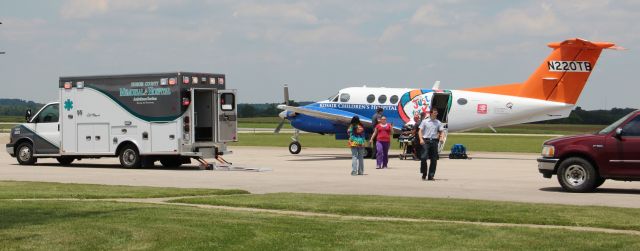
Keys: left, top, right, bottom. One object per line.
{"left": 274, "top": 84, "right": 290, "bottom": 133}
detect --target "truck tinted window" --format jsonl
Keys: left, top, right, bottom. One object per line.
{"left": 622, "top": 116, "right": 640, "bottom": 136}
{"left": 221, "top": 93, "right": 235, "bottom": 111}
{"left": 599, "top": 112, "right": 635, "bottom": 135}
{"left": 34, "top": 104, "right": 59, "bottom": 123}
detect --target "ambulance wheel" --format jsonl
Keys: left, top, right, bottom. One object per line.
{"left": 16, "top": 142, "right": 37, "bottom": 165}
{"left": 119, "top": 144, "right": 141, "bottom": 169}
{"left": 160, "top": 158, "right": 182, "bottom": 168}
{"left": 56, "top": 157, "right": 74, "bottom": 166}
{"left": 289, "top": 142, "right": 301, "bottom": 154}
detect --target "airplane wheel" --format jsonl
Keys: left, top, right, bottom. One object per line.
{"left": 289, "top": 142, "right": 301, "bottom": 154}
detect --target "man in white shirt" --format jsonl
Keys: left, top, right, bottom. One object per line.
{"left": 418, "top": 108, "right": 444, "bottom": 180}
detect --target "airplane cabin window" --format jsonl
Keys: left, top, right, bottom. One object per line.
{"left": 378, "top": 95, "right": 387, "bottom": 104}
{"left": 340, "top": 93, "right": 351, "bottom": 102}
{"left": 367, "top": 94, "right": 375, "bottom": 103}
{"left": 390, "top": 95, "right": 399, "bottom": 104}
{"left": 457, "top": 98, "right": 468, "bottom": 105}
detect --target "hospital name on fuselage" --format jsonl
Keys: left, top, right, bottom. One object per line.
{"left": 318, "top": 103, "right": 398, "bottom": 111}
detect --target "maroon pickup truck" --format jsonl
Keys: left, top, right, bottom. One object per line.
{"left": 538, "top": 110, "right": 640, "bottom": 192}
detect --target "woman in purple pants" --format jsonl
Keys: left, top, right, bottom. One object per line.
{"left": 370, "top": 116, "right": 392, "bottom": 169}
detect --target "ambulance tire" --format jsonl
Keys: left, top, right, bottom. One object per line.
{"left": 16, "top": 142, "right": 37, "bottom": 165}
{"left": 289, "top": 142, "right": 301, "bottom": 154}
{"left": 119, "top": 144, "right": 141, "bottom": 169}
{"left": 160, "top": 158, "right": 182, "bottom": 168}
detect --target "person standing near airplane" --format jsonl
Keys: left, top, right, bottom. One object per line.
{"left": 370, "top": 107, "right": 384, "bottom": 159}
{"left": 370, "top": 116, "right": 392, "bottom": 169}
{"left": 418, "top": 108, "right": 444, "bottom": 180}
{"left": 348, "top": 116, "right": 366, "bottom": 175}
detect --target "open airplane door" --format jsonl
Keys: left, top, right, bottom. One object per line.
{"left": 430, "top": 92, "right": 452, "bottom": 152}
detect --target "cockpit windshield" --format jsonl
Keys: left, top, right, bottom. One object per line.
{"left": 328, "top": 93, "right": 339, "bottom": 102}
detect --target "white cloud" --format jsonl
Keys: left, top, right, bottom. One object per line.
{"left": 60, "top": 0, "right": 180, "bottom": 19}
{"left": 290, "top": 25, "right": 364, "bottom": 44}
{"left": 232, "top": 3, "right": 318, "bottom": 24}
{"left": 410, "top": 4, "right": 448, "bottom": 27}
{"left": 378, "top": 24, "right": 404, "bottom": 43}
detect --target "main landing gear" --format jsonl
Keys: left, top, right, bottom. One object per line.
{"left": 288, "top": 129, "right": 302, "bottom": 154}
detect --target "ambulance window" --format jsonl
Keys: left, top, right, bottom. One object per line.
{"left": 340, "top": 93, "right": 350, "bottom": 102}
{"left": 366, "top": 94, "right": 375, "bottom": 103}
{"left": 220, "top": 93, "right": 235, "bottom": 111}
{"left": 390, "top": 95, "right": 399, "bottom": 104}
{"left": 457, "top": 98, "right": 468, "bottom": 105}
{"left": 378, "top": 95, "right": 387, "bottom": 104}
{"left": 35, "top": 104, "right": 59, "bottom": 123}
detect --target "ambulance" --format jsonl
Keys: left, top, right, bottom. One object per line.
{"left": 6, "top": 72, "right": 237, "bottom": 168}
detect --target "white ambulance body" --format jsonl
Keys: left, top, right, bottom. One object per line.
{"left": 7, "top": 72, "right": 237, "bottom": 168}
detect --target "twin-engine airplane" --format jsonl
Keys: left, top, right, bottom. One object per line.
{"left": 276, "top": 38, "right": 621, "bottom": 155}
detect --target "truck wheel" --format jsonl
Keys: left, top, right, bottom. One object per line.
{"left": 289, "top": 142, "right": 301, "bottom": 154}
{"left": 160, "top": 158, "right": 182, "bottom": 168}
{"left": 56, "top": 157, "right": 74, "bottom": 166}
{"left": 16, "top": 142, "right": 37, "bottom": 165}
{"left": 119, "top": 145, "right": 141, "bottom": 169}
{"left": 557, "top": 157, "right": 598, "bottom": 193}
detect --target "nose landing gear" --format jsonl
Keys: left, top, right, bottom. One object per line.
{"left": 288, "top": 129, "right": 302, "bottom": 154}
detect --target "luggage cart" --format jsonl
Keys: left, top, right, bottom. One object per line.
{"left": 398, "top": 124, "right": 417, "bottom": 160}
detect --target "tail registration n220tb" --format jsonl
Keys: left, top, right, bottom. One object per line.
{"left": 276, "top": 38, "right": 620, "bottom": 156}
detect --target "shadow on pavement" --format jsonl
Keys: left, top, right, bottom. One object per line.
{"left": 13, "top": 163, "right": 205, "bottom": 171}
{"left": 540, "top": 187, "right": 640, "bottom": 195}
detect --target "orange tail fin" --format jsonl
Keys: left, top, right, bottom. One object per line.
{"left": 466, "top": 38, "right": 617, "bottom": 104}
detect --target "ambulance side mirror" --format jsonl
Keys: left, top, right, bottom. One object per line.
{"left": 25, "top": 109, "right": 32, "bottom": 122}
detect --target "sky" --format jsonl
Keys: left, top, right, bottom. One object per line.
{"left": 0, "top": 0, "right": 639, "bottom": 109}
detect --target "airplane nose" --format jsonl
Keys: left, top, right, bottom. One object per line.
{"left": 279, "top": 111, "right": 288, "bottom": 119}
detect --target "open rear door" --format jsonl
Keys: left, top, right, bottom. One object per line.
{"left": 217, "top": 90, "right": 237, "bottom": 142}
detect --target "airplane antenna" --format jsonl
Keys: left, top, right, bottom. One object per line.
{"left": 432, "top": 81, "right": 441, "bottom": 90}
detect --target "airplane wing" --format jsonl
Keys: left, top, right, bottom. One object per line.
{"left": 279, "top": 105, "right": 403, "bottom": 132}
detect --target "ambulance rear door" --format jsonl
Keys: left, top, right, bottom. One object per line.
{"left": 216, "top": 90, "right": 237, "bottom": 142}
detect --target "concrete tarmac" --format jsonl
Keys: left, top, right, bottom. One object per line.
{"left": 2, "top": 133, "right": 639, "bottom": 208}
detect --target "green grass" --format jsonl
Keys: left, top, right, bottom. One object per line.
{"left": 468, "top": 123, "right": 605, "bottom": 135}
{"left": 0, "top": 181, "right": 248, "bottom": 199}
{"left": 173, "top": 193, "right": 640, "bottom": 231}
{"left": 3, "top": 181, "right": 640, "bottom": 250}
{"left": 238, "top": 117, "right": 604, "bottom": 135}
{"left": 0, "top": 116, "right": 23, "bottom": 123}
{"left": 3, "top": 200, "right": 640, "bottom": 250}
{"left": 233, "top": 133, "right": 554, "bottom": 153}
